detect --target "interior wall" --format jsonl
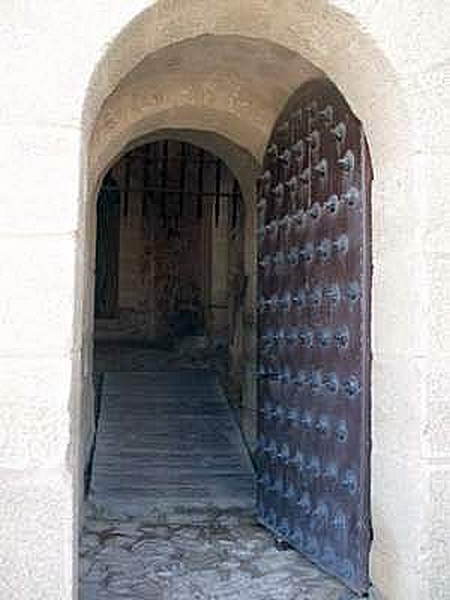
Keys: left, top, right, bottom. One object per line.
{"left": 94, "top": 140, "right": 245, "bottom": 344}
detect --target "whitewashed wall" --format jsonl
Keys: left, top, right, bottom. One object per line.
{"left": 0, "top": 2, "right": 449, "bottom": 598}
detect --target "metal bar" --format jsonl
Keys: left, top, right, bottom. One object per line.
{"left": 123, "top": 157, "right": 131, "bottom": 217}
{"left": 179, "top": 142, "right": 186, "bottom": 218}
{"left": 197, "top": 148, "right": 205, "bottom": 219}
{"left": 142, "top": 144, "right": 151, "bottom": 217}
{"left": 123, "top": 152, "right": 223, "bottom": 165}
{"left": 161, "top": 140, "right": 169, "bottom": 226}
{"left": 102, "top": 185, "right": 237, "bottom": 197}
{"left": 215, "top": 158, "right": 222, "bottom": 227}
{"left": 232, "top": 178, "right": 240, "bottom": 229}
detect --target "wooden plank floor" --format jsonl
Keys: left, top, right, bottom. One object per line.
{"left": 88, "top": 369, "right": 255, "bottom": 518}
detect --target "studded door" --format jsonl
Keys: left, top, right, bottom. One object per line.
{"left": 256, "top": 82, "right": 372, "bottom": 594}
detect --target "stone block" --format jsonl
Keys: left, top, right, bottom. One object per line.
{"left": 405, "top": 63, "right": 450, "bottom": 155}
{"left": 370, "top": 543, "right": 422, "bottom": 600}
{"left": 425, "top": 254, "right": 450, "bottom": 356}
{"left": 371, "top": 451, "right": 425, "bottom": 559}
{"left": 421, "top": 467, "right": 450, "bottom": 599}
{"left": 0, "top": 125, "right": 80, "bottom": 235}
{"left": 0, "top": 357, "right": 73, "bottom": 470}
{"left": 372, "top": 358, "right": 425, "bottom": 459}
{"left": 411, "top": 153, "right": 450, "bottom": 253}
{"left": 368, "top": 1, "right": 450, "bottom": 76}
{"left": 0, "top": 235, "right": 76, "bottom": 356}
{"left": 423, "top": 360, "right": 450, "bottom": 459}
{"left": 0, "top": 469, "right": 76, "bottom": 600}
{"left": 372, "top": 249, "right": 428, "bottom": 358}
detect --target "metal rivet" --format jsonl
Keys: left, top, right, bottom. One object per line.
{"left": 309, "top": 287, "right": 322, "bottom": 307}
{"left": 317, "top": 238, "right": 332, "bottom": 261}
{"left": 310, "top": 370, "right": 322, "bottom": 393}
{"left": 315, "top": 416, "right": 330, "bottom": 436}
{"left": 323, "top": 284, "right": 340, "bottom": 304}
{"left": 291, "top": 450, "right": 304, "bottom": 471}
{"left": 336, "top": 421, "right": 349, "bottom": 444}
{"left": 341, "top": 469, "right": 358, "bottom": 494}
{"left": 278, "top": 443, "right": 291, "bottom": 464}
{"left": 323, "top": 372, "right": 339, "bottom": 393}
{"left": 298, "top": 328, "right": 313, "bottom": 348}
{"left": 337, "top": 149, "right": 355, "bottom": 172}
{"left": 325, "top": 193, "right": 339, "bottom": 214}
{"left": 323, "top": 462, "right": 338, "bottom": 483}
{"left": 292, "top": 140, "right": 305, "bottom": 156}
{"left": 274, "top": 183, "right": 284, "bottom": 200}
{"left": 318, "top": 105, "right": 334, "bottom": 123}
{"left": 316, "top": 328, "right": 332, "bottom": 348}
{"left": 309, "top": 201, "right": 321, "bottom": 219}
{"left": 279, "top": 148, "right": 291, "bottom": 167}
{"left": 286, "top": 176, "right": 298, "bottom": 193}
{"left": 293, "top": 209, "right": 305, "bottom": 226}
{"left": 343, "top": 375, "right": 361, "bottom": 398}
{"left": 279, "top": 518, "right": 290, "bottom": 536}
{"left": 340, "top": 559, "right": 354, "bottom": 581}
{"left": 343, "top": 186, "right": 360, "bottom": 208}
{"left": 335, "top": 325, "right": 350, "bottom": 349}
{"left": 347, "top": 281, "right": 361, "bottom": 303}
{"left": 287, "top": 248, "right": 299, "bottom": 265}
{"left": 292, "top": 289, "right": 306, "bottom": 307}
{"left": 331, "top": 121, "right": 347, "bottom": 143}
{"left": 312, "top": 501, "right": 329, "bottom": 527}
{"left": 305, "top": 130, "right": 320, "bottom": 151}
{"left": 332, "top": 509, "right": 347, "bottom": 530}
{"left": 292, "top": 369, "right": 307, "bottom": 386}
{"left": 333, "top": 234, "right": 349, "bottom": 255}
{"left": 300, "top": 167, "right": 311, "bottom": 184}
{"left": 300, "top": 411, "right": 313, "bottom": 430}
{"left": 267, "top": 144, "right": 278, "bottom": 159}
{"left": 313, "top": 158, "right": 328, "bottom": 179}
{"left": 287, "top": 407, "right": 299, "bottom": 424}
{"left": 298, "top": 492, "right": 312, "bottom": 515}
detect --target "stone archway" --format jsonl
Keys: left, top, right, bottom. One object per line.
{"left": 72, "top": 3, "right": 436, "bottom": 600}
{"left": 3, "top": 2, "right": 449, "bottom": 599}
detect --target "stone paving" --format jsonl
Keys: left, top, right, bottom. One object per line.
{"left": 81, "top": 341, "right": 354, "bottom": 600}
{"left": 80, "top": 509, "right": 351, "bottom": 600}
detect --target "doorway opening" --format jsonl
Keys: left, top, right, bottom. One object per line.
{"left": 82, "top": 80, "right": 371, "bottom": 600}
{"left": 93, "top": 139, "right": 247, "bottom": 401}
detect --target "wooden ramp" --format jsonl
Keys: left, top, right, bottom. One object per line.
{"left": 88, "top": 370, "right": 255, "bottom": 519}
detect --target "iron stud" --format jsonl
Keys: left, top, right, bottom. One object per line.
{"left": 337, "top": 149, "right": 355, "bottom": 172}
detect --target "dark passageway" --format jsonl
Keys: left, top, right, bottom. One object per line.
{"left": 80, "top": 130, "right": 361, "bottom": 598}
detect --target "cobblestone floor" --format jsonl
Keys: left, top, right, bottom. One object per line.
{"left": 82, "top": 341, "right": 355, "bottom": 600}
{"left": 80, "top": 510, "right": 351, "bottom": 600}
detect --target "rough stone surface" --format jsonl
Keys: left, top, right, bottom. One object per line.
{"left": 82, "top": 353, "right": 352, "bottom": 599}
{"left": 80, "top": 514, "right": 351, "bottom": 600}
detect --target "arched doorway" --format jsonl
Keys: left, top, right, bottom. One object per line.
{"left": 77, "top": 5, "right": 411, "bottom": 599}
{"left": 87, "top": 139, "right": 254, "bottom": 511}
{"left": 93, "top": 139, "right": 246, "bottom": 367}
{"left": 82, "top": 77, "right": 372, "bottom": 597}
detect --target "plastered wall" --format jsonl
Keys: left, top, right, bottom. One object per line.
{"left": 1, "top": 2, "right": 450, "bottom": 599}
